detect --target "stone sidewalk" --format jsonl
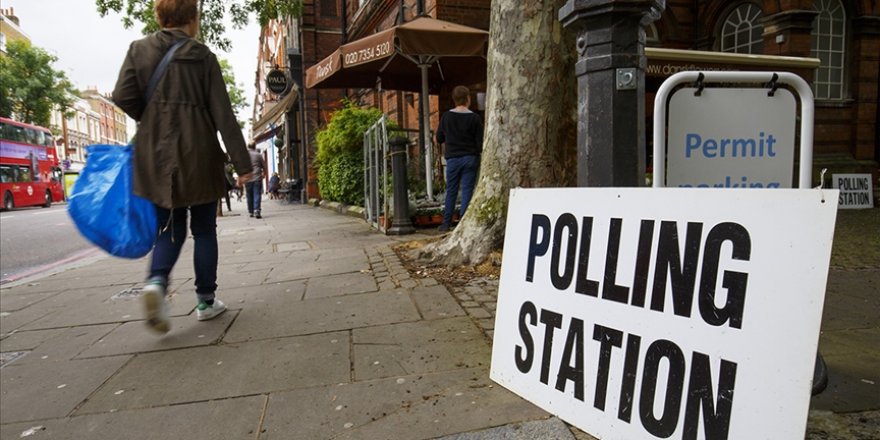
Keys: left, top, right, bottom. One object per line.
{"left": 0, "top": 198, "right": 877, "bottom": 439}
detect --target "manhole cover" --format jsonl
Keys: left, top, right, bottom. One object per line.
{"left": 0, "top": 351, "right": 28, "bottom": 368}
{"left": 274, "top": 242, "right": 312, "bottom": 252}
{"left": 111, "top": 287, "right": 143, "bottom": 300}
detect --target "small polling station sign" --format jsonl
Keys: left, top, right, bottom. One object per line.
{"left": 490, "top": 187, "right": 838, "bottom": 440}
{"left": 833, "top": 174, "right": 874, "bottom": 209}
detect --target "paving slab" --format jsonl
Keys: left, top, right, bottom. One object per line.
{"left": 304, "top": 272, "right": 378, "bottom": 299}
{"left": 0, "top": 290, "right": 62, "bottom": 312}
{"left": 437, "top": 417, "right": 574, "bottom": 440}
{"left": 1, "top": 324, "right": 116, "bottom": 364}
{"left": 811, "top": 352, "right": 880, "bottom": 412}
{"left": 821, "top": 297, "right": 877, "bottom": 331}
{"left": 1, "top": 272, "right": 135, "bottom": 294}
{"left": 75, "top": 332, "right": 350, "bottom": 414}
{"left": 0, "top": 395, "right": 266, "bottom": 440}
{"left": 261, "top": 368, "right": 548, "bottom": 440}
{"left": 20, "top": 288, "right": 194, "bottom": 331}
{"left": 352, "top": 317, "right": 490, "bottom": 381}
{"left": 265, "top": 255, "right": 371, "bottom": 283}
{"left": 409, "top": 285, "right": 466, "bottom": 320}
{"left": 214, "top": 267, "right": 271, "bottom": 289}
{"left": 220, "top": 279, "right": 307, "bottom": 307}
{"left": 0, "top": 304, "right": 58, "bottom": 337}
{"left": 76, "top": 311, "right": 236, "bottom": 358}
{"left": 224, "top": 290, "right": 420, "bottom": 343}
{"left": 0, "top": 356, "right": 131, "bottom": 424}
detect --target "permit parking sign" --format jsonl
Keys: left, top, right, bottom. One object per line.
{"left": 490, "top": 187, "right": 837, "bottom": 440}
{"left": 666, "top": 88, "right": 797, "bottom": 189}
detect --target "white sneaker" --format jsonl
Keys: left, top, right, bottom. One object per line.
{"left": 142, "top": 283, "right": 170, "bottom": 334}
{"left": 196, "top": 299, "right": 227, "bottom": 321}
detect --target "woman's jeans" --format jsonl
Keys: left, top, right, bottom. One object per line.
{"left": 443, "top": 155, "right": 480, "bottom": 226}
{"left": 149, "top": 201, "right": 218, "bottom": 302}
{"left": 246, "top": 180, "right": 263, "bottom": 214}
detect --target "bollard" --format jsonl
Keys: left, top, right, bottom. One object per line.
{"left": 387, "top": 136, "right": 415, "bottom": 235}
{"left": 560, "top": 0, "right": 665, "bottom": 187}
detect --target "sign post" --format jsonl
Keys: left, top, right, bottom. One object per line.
{"left": 491, "top": 187, "right": 837, "bottom": 440}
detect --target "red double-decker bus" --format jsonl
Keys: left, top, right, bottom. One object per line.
{"left": 0, "top": 117, "right": 65, "bottom": 210}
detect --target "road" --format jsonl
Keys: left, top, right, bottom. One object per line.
{"left": 0, "top": 203, "right": 98, "bottom": 283}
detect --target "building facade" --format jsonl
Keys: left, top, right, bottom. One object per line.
{"left": 0, "top": 7, "right": 29, "bottom": 53}
{"left": 651, "top": 0, "right": 879, "bottom": 182}
{"left": 278, "top": 0, "right": 876, "bottom": 202}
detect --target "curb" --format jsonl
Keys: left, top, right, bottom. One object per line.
{"left": 317, "top": 200, "right": 366, "bottom": 219}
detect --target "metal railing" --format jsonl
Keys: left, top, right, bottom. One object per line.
{"left": 364, "top": 115, "right": 390, "bottom": 232}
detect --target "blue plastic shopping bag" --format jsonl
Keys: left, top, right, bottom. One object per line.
{"left": 68, "top": 144, "right": 157, "bottom": 258}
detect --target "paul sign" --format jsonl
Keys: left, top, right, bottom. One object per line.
{"left": 491, "top": 187, "right": 837, "bottom": 440}
{"left": 266, "top": 69, "right": 290, "bottom": 95}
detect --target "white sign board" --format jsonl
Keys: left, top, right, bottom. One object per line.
{"left": 667, "top": 88, "right": 797, "bottom": 188}
{"left": 833, "top": 174, "right": 874, "bottom": 209}
{"left": 491, "top": 188, "right": 838, "bottom": 440}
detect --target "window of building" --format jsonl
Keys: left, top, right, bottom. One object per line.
{"left": 720, "top": 3, "right": 764, "bottom": 54}
{"left": 811, "top": 0, "right": 846, "bottom": 100}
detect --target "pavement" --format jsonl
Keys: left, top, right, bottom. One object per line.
{"left": 0, "top": 197, "right": 877, "bottom": 439}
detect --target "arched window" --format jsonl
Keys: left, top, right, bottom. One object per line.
{"left": 720, "top": 3, "right": 764, "bottom": 54}
{"left": 811, "top": 0, "right": 846, "bottom": 100}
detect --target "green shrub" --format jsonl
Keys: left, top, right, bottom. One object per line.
{"left": 315, "top": 101, "right": 399, "bottom": 205}
{"left": 316, "top": 102, "right": 385, "bottom": 165}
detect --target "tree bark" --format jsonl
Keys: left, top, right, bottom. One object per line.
{"left": 420, "top": 0, "right": 577, "bottom": 267}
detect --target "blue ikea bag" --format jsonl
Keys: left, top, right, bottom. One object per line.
{"left": 68, "top": 144, "right": 157, "bottom": 258}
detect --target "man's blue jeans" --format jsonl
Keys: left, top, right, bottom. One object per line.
{"left": 246, "top": 180, "right": 263, "bottom": 214}
{"left": 149, "top": 201, "right": 218, "bottom": 302}
{"left": 443, "top": 155, "right": 479, "bottom": 227}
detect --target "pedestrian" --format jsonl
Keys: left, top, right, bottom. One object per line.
{"left": 112, "top": 0, "right": 253, "bottom": 334}
{"left": 245, "top": 142, "right": 265, "bottom": 218}
{"left": 223, "top": 162, "right": 235, "bottom": 211}
{"left": 268, "top": 172, "right": 280, "bottom": 200}
{"left": 436, "top": 85, "right": 483, "bottom": 233}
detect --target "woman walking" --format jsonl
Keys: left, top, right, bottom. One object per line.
{"left": 113, "top": 0, "right": 252, "bottom": 333}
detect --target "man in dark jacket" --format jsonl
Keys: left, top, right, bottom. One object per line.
{"left": 112, "top": 0, "right": 252, "bottom": 334}
{"left": 245, "top": 142, "right": 265, "bottom": 218}
{"left": 436, "top": 85, "right": 483, "bottom": 232}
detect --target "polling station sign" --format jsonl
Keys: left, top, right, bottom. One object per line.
{"left": 833, "top": 174, "right": 874, "bottom": 209}
{"left": 490, "top": 188, "right": 838, "bottom": 440}
{"left": 666, "top": 88, "right": 796, "bottom": 188}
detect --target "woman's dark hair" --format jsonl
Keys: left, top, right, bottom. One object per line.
{"left": 452, "top": 86, "right": 470, "bottom": 106}
{"left": 155, "top": 0, "right": 199, "bottom": 29}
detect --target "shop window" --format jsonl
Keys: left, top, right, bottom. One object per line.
{"left": 811, "top": 0, "right": 846, "bottom": 100}
{"left": 720, "top": 3, "right": 764, "bottom": 54}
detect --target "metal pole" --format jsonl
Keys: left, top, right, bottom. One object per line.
{"left": 388, "top": 138, "right": 415, "bottom": 235}
{"left": 420, "top": 63, "right": 433, "bottom": 201}
{"left": 560, "top": 0, "right": 665, "bottom": 187}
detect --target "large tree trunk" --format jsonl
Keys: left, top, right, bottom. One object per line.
{"left": 420, "top": 0, "right": 577, "bottom": 267}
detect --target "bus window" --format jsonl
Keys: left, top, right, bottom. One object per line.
{"left": 0, "top": 165, "right": 13, "bottom": 183}
{"left": 17, "top": 166, "right": 32, "bottom": 183}
{"left": 7, "top": 124, "right": 26, "bottom": 143}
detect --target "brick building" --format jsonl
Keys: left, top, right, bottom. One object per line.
{"left": 283, "top": 0, "right": 876, "bottom": 200}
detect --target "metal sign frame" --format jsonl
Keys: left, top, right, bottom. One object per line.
{"left": 653, "top": 71, "right": 815, "bottom": 189}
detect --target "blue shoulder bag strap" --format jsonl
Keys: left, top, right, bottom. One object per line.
{"left": 144, "top": 38, "right": 188, "bottom": 103}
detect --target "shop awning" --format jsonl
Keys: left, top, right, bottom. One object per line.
{"left": 253, "top": 85, "right": 299, "bottom": 138}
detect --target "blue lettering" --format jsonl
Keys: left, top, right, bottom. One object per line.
{"left": 684, "top": 132, "right": 780, "bottom": 159}
{"left": 686, "top": 134, "right": 701, "bottom": 158}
